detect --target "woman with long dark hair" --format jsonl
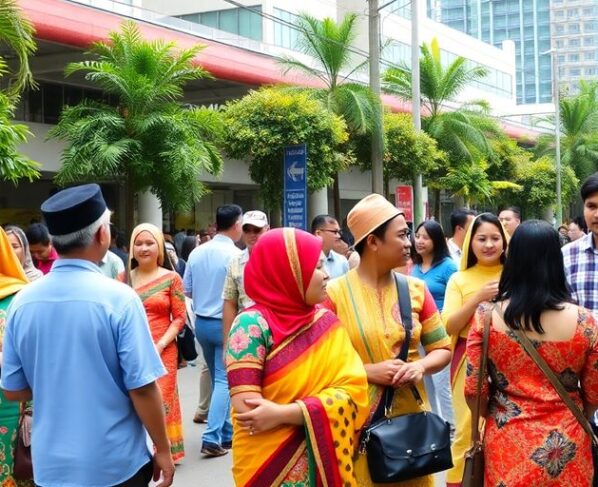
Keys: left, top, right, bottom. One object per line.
{"left": 127, "top": 223, "right": 187, "bottom": 463}
{"left": 411, "top": 220, "right": 457, "bottom": 431}
{"left": 443, "top": 212, "right": 508, "bottom": 486}
{"left": 465, "top": 220, "right": 598, "bottom": 485}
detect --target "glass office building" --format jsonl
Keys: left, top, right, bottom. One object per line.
{"left": 429, "top": 0, "right": 552, "bottom": 105}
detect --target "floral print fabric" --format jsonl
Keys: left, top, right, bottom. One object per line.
{"left": 465, "top": 304, "right": 598, "bottom": 486}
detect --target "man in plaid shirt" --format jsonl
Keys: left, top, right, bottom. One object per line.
{"left": 562, "top": 173, "right": 598, "bottom": 319}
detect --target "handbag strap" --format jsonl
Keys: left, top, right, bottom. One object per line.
{"left": 372, "top": 273, "right": 417, "bottom": 422}
{"left": 494, "top": 304, "right": 598, "bottom": 446}
{"left": 469, "top": 306, "right": 491, "bottom": 446}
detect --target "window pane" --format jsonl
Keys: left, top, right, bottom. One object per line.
{"left": 219, "top": 9, "right": 238, "bottom": 34}
{"left": 199, "top": 12, "right": 218, "bottom": 28}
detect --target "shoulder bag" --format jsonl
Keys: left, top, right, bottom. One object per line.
{"left": 359, "top": 273, "right": 453, "bottom": 483}
{"left": 494, "top": 305, "right": 598, "bottom": 487}
{"left": 13, "top": 403, "right": 32, "bottom": 480}
{"left": 177, "top": 298, "right": 199, "bottom": 362}
{"left": 462, "top": 305, "right": 492, "bottom": 487}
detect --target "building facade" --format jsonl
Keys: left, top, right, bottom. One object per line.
{"left": 551, "top": 0, "right": 598, "bottom": 95}
{"left": 430, "top": 0, "right": 552, "bottom": 105}
{"left": 1, "top": 0, "right": 538, "bottom": 231}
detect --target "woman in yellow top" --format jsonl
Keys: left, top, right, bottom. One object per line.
{"left": 442, "top": 212, "right": 508, "bottom": 486}
{"left": 324, "top": 194, "right": 451, "bottom": 487}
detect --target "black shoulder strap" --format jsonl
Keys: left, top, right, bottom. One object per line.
{"left": 372, "top": 273, "right": 417, "bottom": 421}
{"left": 395, "top": 273, "right": 413, "bottom": 362}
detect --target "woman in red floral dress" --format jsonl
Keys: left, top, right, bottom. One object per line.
{"left": 465, "top": 220, "right": 598, "bottom": 486}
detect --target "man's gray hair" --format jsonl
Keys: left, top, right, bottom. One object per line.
{"left": 51, "top": 209, "right": 111, "bottom": 254}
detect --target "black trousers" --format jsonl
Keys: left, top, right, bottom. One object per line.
{"left": 112, "top": 461, "right": 153, "bottom": 487}
{"left": 36, "top": 461, "right": 153, "bottom": 487}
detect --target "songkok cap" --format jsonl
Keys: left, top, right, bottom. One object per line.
{"left": 242, "top": 210, "right": 268, "bottom": 229}
{"left": 41, "top": 184, "right": 107, "bottom": 236}
{"left": 348, "top": 193, "right": 404, "bottom": 246}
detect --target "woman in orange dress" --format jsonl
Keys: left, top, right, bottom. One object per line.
{"left": 465, "top": 220, "right": 598, "bottom": 486}
{"left": 127, "top": 223, "right": 186, "bottom": 463}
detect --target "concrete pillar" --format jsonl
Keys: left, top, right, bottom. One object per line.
{"left": 137, "top": 190, "right": 163, "bottom": 229}
{"left": 309, "top": 188, "right": 329, "bottom": 225}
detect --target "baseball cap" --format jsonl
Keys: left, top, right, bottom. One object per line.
{"left": 242, "top": 210, "right": 268, "bottom": 228}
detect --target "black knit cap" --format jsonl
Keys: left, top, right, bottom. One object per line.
{"left": 41, "top": 184, "right": 107, "bottom": 236}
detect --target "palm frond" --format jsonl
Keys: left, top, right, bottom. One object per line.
{"left": 0, "top": 0, "right": 37, "bottom": 95}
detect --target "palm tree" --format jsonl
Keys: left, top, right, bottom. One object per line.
{"left": 48, "top": 22, "right": 222, "bottom": 230}
{"left": 278, "top": 13, "right": 380, "bottom": 216}
{"left": 383, "top": 38, "right": 510, "bottom": 212}
{"left": 0, "top": 0, "right": 38, "bottom": 183}
{"left": 536, "top": 81, "right": 598, "bottom": 181}
{"left": 0, "top": 0, "right": 36, "bottom": 95}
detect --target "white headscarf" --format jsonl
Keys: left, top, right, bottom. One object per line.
{"left": 4, "top": 225, "right": 43, "bottom": 282}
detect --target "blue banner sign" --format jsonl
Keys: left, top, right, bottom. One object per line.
{"left": 283, "top": 144, "right": 307, "bottom": 230}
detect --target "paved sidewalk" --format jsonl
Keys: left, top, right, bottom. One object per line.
{"left": 163, "top": 363, "right": 447, "bottom": 487}
{"left": 169, "top": 364, "right": 234, "bottom": 487}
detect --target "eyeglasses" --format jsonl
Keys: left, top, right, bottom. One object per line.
{"left": 320, "top": 229, "right": 341, "bottom": 235}
{"left": 398, "top": 229, "right": 412, "bottom": 241}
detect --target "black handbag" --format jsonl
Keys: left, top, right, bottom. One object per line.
{"left": 177, "top": 323, "right": 198, "bottom": 362}
{"left": 360, "top": 273, "right": 453, "bottom": 483}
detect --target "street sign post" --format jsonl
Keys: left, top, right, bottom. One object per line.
{"left": 283, "top": 144, "right": 307, "bottom": 230}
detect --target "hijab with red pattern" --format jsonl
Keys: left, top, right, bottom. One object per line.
{"left": 244, "top": 227, "right": 323, "bottom": 346}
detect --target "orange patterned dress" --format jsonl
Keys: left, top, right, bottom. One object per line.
{"left": 465, "top": 304, "right": 598, "bottom": 486}
{"left": 135, "top": 271, "right": 186, "bottom": 462}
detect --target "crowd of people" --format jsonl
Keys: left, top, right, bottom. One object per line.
{"left": 0, "top": 173, "right": 598, "bottom": 486}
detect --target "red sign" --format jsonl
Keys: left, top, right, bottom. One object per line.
{"left": 395, "top": 185, "right": 413, "bottom": 222}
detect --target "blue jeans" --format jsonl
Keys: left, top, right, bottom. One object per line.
{"left": 195, "top": 316, "right": 232, "bottom": 447}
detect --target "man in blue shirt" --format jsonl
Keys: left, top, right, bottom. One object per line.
{"left": 1, "top": 184, "right": 173, "bottom": 487}
{"left": 184, "top": 204, "right": 243, "bottom": 457}
{"left": 311, "top": 214, "right": 349, "bottom": 279}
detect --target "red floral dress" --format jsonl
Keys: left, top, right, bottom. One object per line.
{"left": 465, "top": 304, "right": 598, "bottom": 486}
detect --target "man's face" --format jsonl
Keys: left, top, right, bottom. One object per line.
{"left": 498, "top": 210, "right": 520, "bottom": 236}
{"left": 243, "top": 224, "right": 268, "bottom": 251}
{"left": 584, "top": 193, "right": 598, "bottom": 237}
{"left": 29, "top": 242, "right": 52, "bottom": 262}
{"left": 315, "top": 219, "right": 341, "bottom": 254}
{"left": 455, "top": 214, "right": 475, "bottom": 244}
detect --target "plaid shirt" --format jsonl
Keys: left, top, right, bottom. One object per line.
{"left": 562, "top": 232, "right": 598, "bottom": 318}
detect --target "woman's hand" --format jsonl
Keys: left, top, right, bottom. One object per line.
{"left": 392, "top": 360, "right": 425, "bottom": 387}
{"left": 236, "top": 398, "right": 303, "bottom": 434}
{"left": 476, "top": 281, "right": 499, "bottom": 304}
{"left": 364, "top": 360, "right": 404, "bottom": 386}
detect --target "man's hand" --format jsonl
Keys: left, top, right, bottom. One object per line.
{"left": 153, "top": 449, "right": 175, "bottom": 487}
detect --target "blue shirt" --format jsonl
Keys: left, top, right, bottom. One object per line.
{"left": 183, "top": 234, "right": 241, "bottom": 318}
{"left": 324, "top": 250, "right": 350, "bottom": 279}
{"left": 1, "top": 259, "right": 166, "bottom": 487}
{"left": 410, "top": 257, "right": 458, "bottom": 311}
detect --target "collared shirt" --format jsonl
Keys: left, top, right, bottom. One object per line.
{"left": 1, "top": 259, "right": 165, "bottom": 487}
{"left": 183, "top": 234, "right": 241, "bottom": 319}
{"left": 222, "top": 248, "right": 254, "bottom": 311}
{"left": 562, "top": 232, "right": 598, "bottom": 318}
{"left": 447, "top": 238, "right": 462, "bottom": 266}
{"left": 35, "top": 247, "right": 59, "bottom": 275}
{"left": 98, "top": 250, "right": 125, "bottom": 279}
{"left": 324, "top": 250, "right": 350, "bottom": 279}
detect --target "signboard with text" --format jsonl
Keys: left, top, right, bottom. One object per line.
{"left": 283, "top": 144, "right": 307, "bottom": 230}
{"left": 395, "top": 185, "right": 414, "bottom": 222}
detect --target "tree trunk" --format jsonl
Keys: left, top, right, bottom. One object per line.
{"left": 333, "top": 172, "right": 341, "bottom": 219}
{"left": 433, "top": 188, "right": 441, "bottom": 222}
{"left": 125, "top": 175, "right": 135, "bottom": 236}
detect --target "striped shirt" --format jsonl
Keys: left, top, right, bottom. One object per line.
{"left": 562, "top": 232, "right": 598, "bottom": 319}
